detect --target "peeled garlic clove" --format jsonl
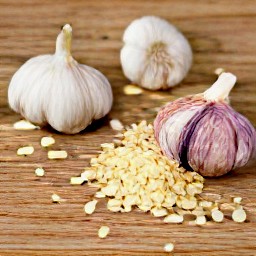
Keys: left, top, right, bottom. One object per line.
{"left": 154, "top": 72, "right": 256, "bottom": 177}
{"left": 8, "top": 24, "right": 113, "bottom": 134}
{"left": 120, "top": 16, "right": 192, "bottom": 90}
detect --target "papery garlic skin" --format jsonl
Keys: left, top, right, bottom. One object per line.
{"left": 154, "top": 73, "right": 256, "bottom": 177}
{"left": 8, "top": 24, "right": 113, "bottom": 134}
{"left": 120, "top": 16, "right": 192, "bottom": 90}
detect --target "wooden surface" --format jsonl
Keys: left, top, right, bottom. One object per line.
{"left": 0, "top": 0, "right": 256, "bottom": 255}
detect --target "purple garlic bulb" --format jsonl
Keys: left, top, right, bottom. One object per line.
{"left": 154, "top": 73, "right": 256, "bottom": 177}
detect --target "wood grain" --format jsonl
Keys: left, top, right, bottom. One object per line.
{"left": 0, "top": 0, "right": 256, "bottom": 255}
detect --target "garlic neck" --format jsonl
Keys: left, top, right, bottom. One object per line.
{"left": 55, "top": 24, "right": 73, "bottom": 62}
{"left": 203, "top": 72, "right": 237, "bottom": 102}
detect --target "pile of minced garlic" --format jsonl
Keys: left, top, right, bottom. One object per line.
{"left": 79, "top": 120, "right": 246, "bottom": 224}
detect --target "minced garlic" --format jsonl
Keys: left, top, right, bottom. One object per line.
{"left": 81, "top": 121, "right": 206, "bottom": 220}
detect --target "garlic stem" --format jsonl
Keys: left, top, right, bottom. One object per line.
{"left": 55, "top": 24, "right": 72, "bottom": 60}
{"left": 203, "top": 72, "right": 237, "bottom": 101}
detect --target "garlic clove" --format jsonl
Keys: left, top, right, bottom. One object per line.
{"left": 121, "top": 16, "right": 192, "bottom": 90}
{"left": 187, "top": 104, "right": 237, "bottom": 177}
{"left": 8, "top": 24, "right": 113, "bottom": 134}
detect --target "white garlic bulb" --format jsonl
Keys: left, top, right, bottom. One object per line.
{"left": 120, "top": 16, "right": 192, "bottom": 90}
{"left": 8, "top": 24, "right": 113, "bottom": 134}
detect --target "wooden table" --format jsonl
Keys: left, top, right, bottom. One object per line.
{"left": 0, "top": 0, "right": 256, "bottom": 255}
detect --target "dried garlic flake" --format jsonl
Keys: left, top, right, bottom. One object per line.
{"left": 110, "top": 119, "right": 124, "bottom": 131}
{"left": 214, "top": 67, "right": 225, "bottom": 76}
{"left": 123, "top": 84, "right": 143, "bottom": 95}
{"left": 52, "top": 193, "right": 62, "bottom": 203}
{"left": 35, "top": 167, "right": 45, "bottom": 177}
{"left": 81, "top": 170, "right": 96, "bottom": 180}
{"left": 211, "top": 210, "right": 224, "bottom": 223}
{"left": 233, "top": 197, "right": 242, "bottom": 204}
{"left": 98, "top": 226, "right": 110, "bottom": 239}
{"left": 48, "top": 150, "right": 67, "bottom": 159}
{"left": 164, "top": 214, "right": 183, "bottom": 224}
{"left": 70, "top": 177, "right": 85, "bottom": 185}
{"left": 232, "top": 208, "right": 246, "bottom": 223}
{"left": 41, "top": 137, "right": 55, "bottom": 147}
{"left": 17, "top": 146, "right": 34, "bottom": 156}
{"left": 84, "top": 200, "right": 98, "bottom": 214}
{"left": 14, "top": 120, "right": 39, "bottom": 130}
{"left": 164, "top": 243, "right": 174, "bottom": 252}
{"left": 195, "top": 215, "right": 206, "bottom": 225}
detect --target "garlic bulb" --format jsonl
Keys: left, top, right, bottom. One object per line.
{"left": 8, "top": 24, "right": 113, "bottom": 134}
{"left": 154, "top": 73, "right": 256, "bottom": 177}
{"left": 120, "top": 16, "right": 192, "bottom": 90}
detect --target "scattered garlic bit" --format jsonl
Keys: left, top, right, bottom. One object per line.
{"left": 70, "top": 177, "right": 85, "bottom": 185}
{"left": 214, "top": 67, "right": 225, "bottom": 76}
{"left": 52, "top": 193, "right": 62, "bottom": 203}
{"left": 232, "top": 208, "right": 246, "bottom": 223}
{"left": 195, "top": 215, "right": 207, "bottom": 225}
{"left": 81, "top": 169, "right": 96, "bottom": 181}
{"left": 48, "top": 150, "right": 67, "bottom": 159}
{"left": 164, "top": 243, "right": 174, "bottom": 252}
{"left": 14, "top": 120, "right": 40, "bottom": 130}
{"left": 35, "top": 167, "right": 45, "bottom": 177}
{"left": 98, "top": 226, "right": 110, "bottom": 239}
{"left": 82, "top": 121, "right": 206, "bottom": 220}
{"left": 41, "top": 136, "right": 55, "bottom": 147}
{"left": 95, "top": 191, "right": 106, "bottom": 198}
{"left": 192, "top": 206, "right": 205, "bottom": 217}
{"left": 211, "top": 209, "right": 224, "bottom": 223}
{"left": 164, "top": 214, "right": 183, "bottom": 224}
{"left": 123, "top": 84, "right": 143, "bottom": 95}
{"left": 233, "top": 197, "right": 242, "bottom": 204}
{"left": 110, "top": 119, "right": 124, "bottom": 131}
{"left": 17, "top": 146, "right": 34, "bottom": 156}
{"left": 84, "top": 200, "right": 98, "bottom": 214}
{"left": 151, "top": 207, "right": 168, "bottom": 217}
{"left": 101, "top": 143, "right": 115, "bottom": 150}
{"left": 199, "top": 201, "right": 213, "bottom": 208}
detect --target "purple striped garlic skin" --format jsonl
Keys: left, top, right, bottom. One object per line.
{"left": 154, "top": 73, "right": 256, "bottom": 177}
